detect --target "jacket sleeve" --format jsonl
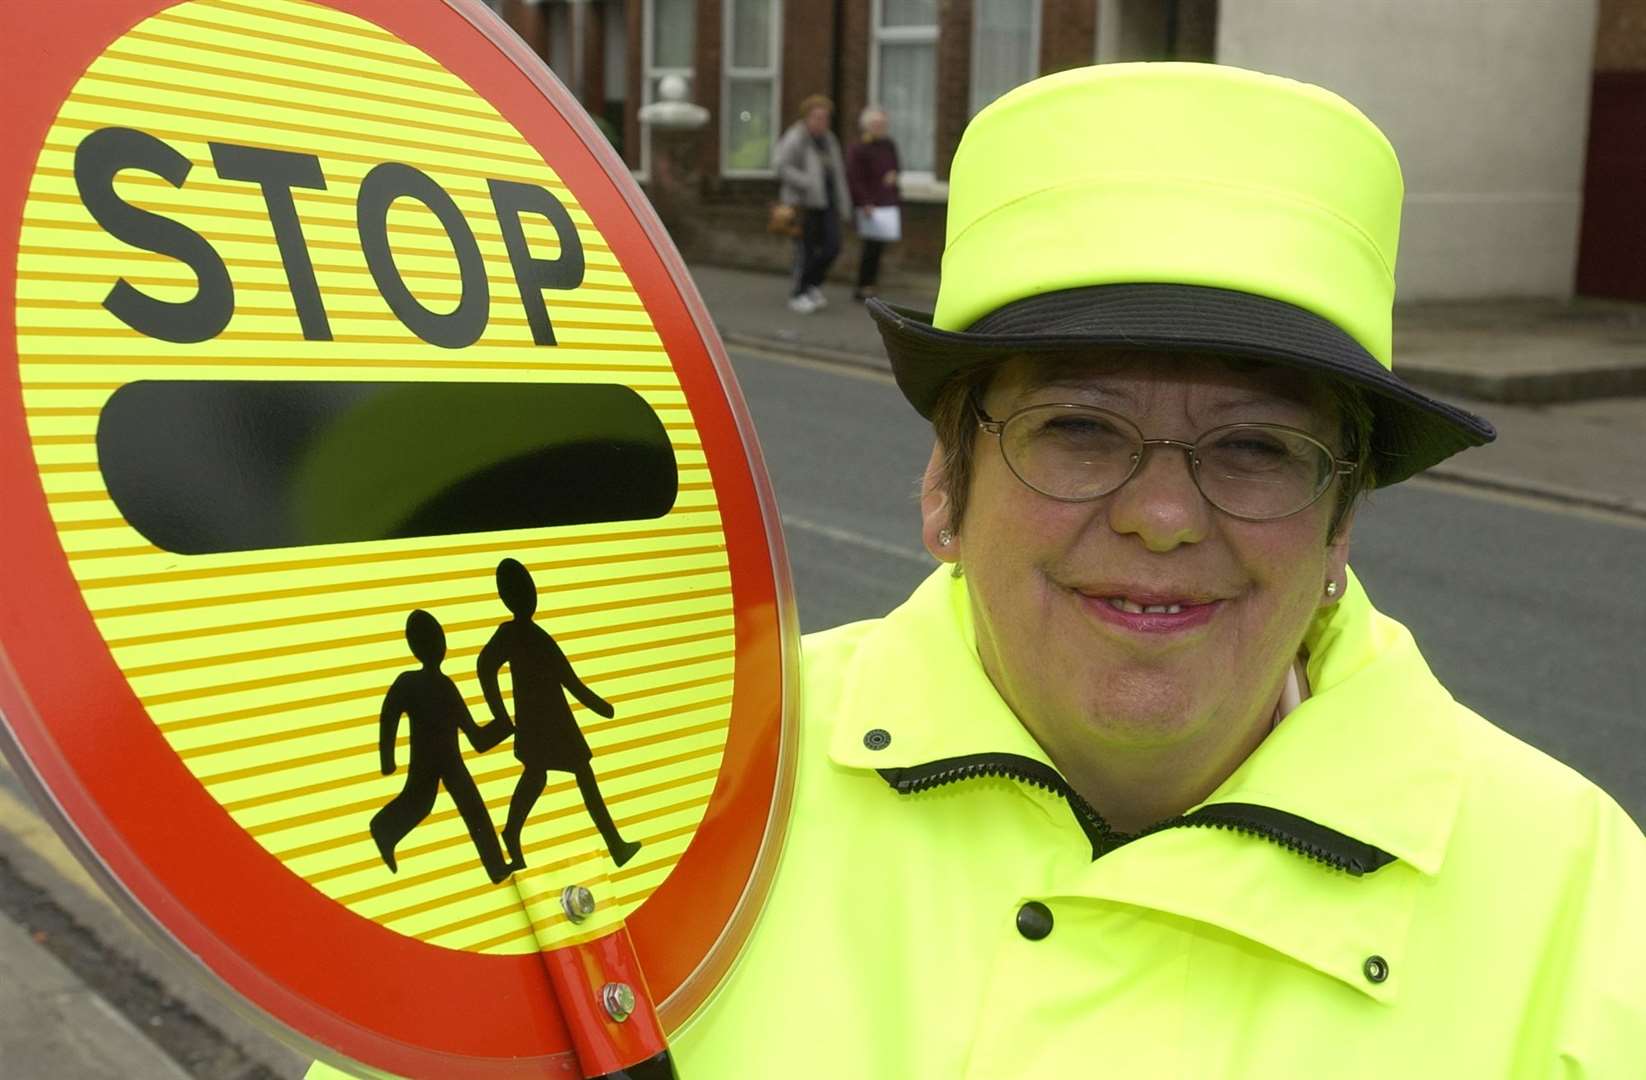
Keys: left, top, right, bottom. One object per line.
{"left": 845, "top": 142, "right": 870, "bottom": 208}
{"left": 774, "top": 127, "right": 810, "bottom": 191}
{"left": 1547, "top": 795, "right": 1646, "bottom": 1075}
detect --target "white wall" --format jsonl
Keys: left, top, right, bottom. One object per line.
{"left": 1217, "top": 1, "right": 1599, "bottom": 300}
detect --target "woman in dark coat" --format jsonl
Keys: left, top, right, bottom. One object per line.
{"left": 845, "top": 105, "right": 900, "bottom": 301}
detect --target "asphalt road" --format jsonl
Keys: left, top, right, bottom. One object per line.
{"left": 727, "top": 345, "right": 1646, "bottom": 829}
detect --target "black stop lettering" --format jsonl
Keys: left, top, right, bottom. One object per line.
{"left": 209, "top": 142, "right": 332, "bottom": 341}
{"left": 73, "top": 127, "right": 234, "bottom": 344}
{"left": 356, "top": 162, "right": 489, "bottom": 349}
{"left": 487, "top": 179, "right": 585, "bottom": 347}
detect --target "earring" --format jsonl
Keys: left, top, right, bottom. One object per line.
{"left": 937, "top": 528, "right": 953, "bottom": 547}
{"left": 1325, "top": 580, "right": 1339, "bottom": 598}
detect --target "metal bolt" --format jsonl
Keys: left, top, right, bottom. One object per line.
{"left": 601, "top": 981, "right": 636, "bottom": 1022}
{"left": 560, "top": 885, "right": 596, "bottom": 923}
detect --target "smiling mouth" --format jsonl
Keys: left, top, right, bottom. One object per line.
{"left": 1072, "top": 588, "right": 1224, "bottom": 634}
{"left": 1103, "top": 597, "right": 1188, "bottom": 615}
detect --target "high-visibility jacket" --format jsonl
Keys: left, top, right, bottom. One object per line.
{"left": 670, "top": 567, "right": 1646, "bottom": 1078}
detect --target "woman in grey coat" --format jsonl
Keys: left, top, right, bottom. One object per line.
{"left": 774, "top": 94, "right": 850, "bottom": 314}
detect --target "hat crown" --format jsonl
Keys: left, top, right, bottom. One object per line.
{"left": 936, "top": 63, "right": 1405, "bottom": 368}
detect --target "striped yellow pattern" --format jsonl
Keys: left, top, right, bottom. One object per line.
{"left": 16, "top": 0, "right": 731, "bottom": 954}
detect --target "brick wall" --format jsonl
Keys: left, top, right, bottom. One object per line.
{"left": 499, "top": 0, "right": 547, "bottom": 58}
{"left": 934, "top": 0, "right": 974, "bottom": 180}
{"left": 623, "top": 0, "right": 643, "bottom": 168}
{"left": 781, "top": 0, "right": 837, "bottom": 125}
{"left": 582, "top": 2, "right": 607, "bottom": 115}
{"left": 1040, "top": 0, "right": 1097, "bottom": 74}
{"left": 840, "top": 0, "right": 872, "bottom": 146}
{"left": 695, "top": 0, "right": 725, "bottom": 178}
{"left": 1596, "top": 0, "right": 1646, "bottom": 71}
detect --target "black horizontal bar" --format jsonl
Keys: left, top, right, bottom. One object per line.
{"left": 96, "top": 380, "right": 678, "bottom": 555}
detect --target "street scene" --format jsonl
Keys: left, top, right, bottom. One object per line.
{"left": 3, "top": 0, "right": 1645, "bottom": 1077}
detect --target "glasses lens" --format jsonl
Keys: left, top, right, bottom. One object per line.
{"left": 1194, "top": 425, "right": 1334, "bottom": 519}
{"left": 1001, "top": 405, "right": 1140, "bottom": 500}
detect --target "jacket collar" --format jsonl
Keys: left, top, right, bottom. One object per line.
{"left": 827, "top": 566, "right": 1464, "bottom": 999}
{"left": 831, "top": 566, "right": 1460, "bottom": 874}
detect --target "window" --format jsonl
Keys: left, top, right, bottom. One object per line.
{"left": 870, "top": 0, "right": 938, "bottom": 177}
{"left": 722, "top": 0, "right": 783, "bottom": 175}
{"left": 640, "top": 0, "right": 696, "bottom": 177}
{"left": 971, "top": 0, "right": 1039, "bottom": 116}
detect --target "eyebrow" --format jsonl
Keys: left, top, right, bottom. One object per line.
{"left": 1018, "top": 379, "right": 1317, "bottom": 416}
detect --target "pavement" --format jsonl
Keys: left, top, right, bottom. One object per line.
{"left": 0, "top": 260, "right": 1642, "bottom": 1080}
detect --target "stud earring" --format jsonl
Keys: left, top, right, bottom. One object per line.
{"left": 1325, "top": 580, "right": 1339, "bottom": 598}
{"left": 937, "top": 528, "right": 953, "bottom": 547}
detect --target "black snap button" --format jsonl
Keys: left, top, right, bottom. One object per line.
{"left": 1363, "top": 955, "right": 1389, "bottom": 984}
{"left": 1016, "top": 900, "right": 1053, "bottom": 941}
{"left": 863, "top": 728, "right": 892, "bottom": 751}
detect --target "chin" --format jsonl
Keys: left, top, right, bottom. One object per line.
{"left": 1078, "top": 676, "right": 1205, "bottom": 747}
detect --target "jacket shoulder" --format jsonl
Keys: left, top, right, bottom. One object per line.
{"left": 1449, "top": 702, "right": 1638, "bottom": 836}
{"left": 796, "top": 617, "right": 881, "bottom": 743}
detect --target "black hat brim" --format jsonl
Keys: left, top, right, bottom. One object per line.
{"left": 867, "top": 283, "right": 1495, "bottom": 487}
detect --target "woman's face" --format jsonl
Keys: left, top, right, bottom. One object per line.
{"left": 804, "top": 106, "right": 831, "bottom": 135}
{"left": 932, "top": 354, "right": 1354, "bottom": 764}
{"left": 865, "top": 111, "right": 889, "bottom": 138}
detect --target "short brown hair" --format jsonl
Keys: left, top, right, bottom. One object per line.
{"left": 798, "top": 94, "right": 834, "bottom": 118}
{"left": 928, "top": 354, "right": 1376, "bottom": 543}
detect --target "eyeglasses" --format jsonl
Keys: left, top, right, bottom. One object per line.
{"left": 976, "top": 402, "right": 1356, "bottom": 521}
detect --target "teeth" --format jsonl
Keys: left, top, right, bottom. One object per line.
{"left": 1105, "top": 598, "right": 1183, "bottom": 615}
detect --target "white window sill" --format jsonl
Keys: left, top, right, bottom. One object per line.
{"left": 898, "top": 175, "right": 949, "bottom": 203}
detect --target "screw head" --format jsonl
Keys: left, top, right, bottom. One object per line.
{"left": 561, "top": 885, "right": 596, "bottom": 923}
{"left": 601, "top": 981, "right": 636, "bottom": 1022}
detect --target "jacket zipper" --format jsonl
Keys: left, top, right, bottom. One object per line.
{"left": 878, "top": 752, "right": 1394, "bottom": 876}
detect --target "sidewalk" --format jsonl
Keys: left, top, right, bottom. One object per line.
{"left": 690, "top": 262, "right": 1646, "bottom": 518}
{"left": 0, "top": 759, "right": 309, "bottom": 1079}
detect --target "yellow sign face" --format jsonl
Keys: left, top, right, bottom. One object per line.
{"left": 17, "top": 0, "right": 732, "bottom": 954}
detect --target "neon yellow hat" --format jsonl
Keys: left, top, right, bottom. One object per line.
{"left": 868, "top": 62, "right": 1493, "bottom": 484}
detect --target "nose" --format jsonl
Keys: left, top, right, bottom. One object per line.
{"left": 1104, "top": 441, "right": 1211, "bottom": 552}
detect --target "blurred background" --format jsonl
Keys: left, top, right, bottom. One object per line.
{"left": 483, "top": 0, "right": 1646, "bottom": 305}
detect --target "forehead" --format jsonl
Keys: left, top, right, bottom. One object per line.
{"left": 990, "top": 351, "right": 1333, "bottom": 413}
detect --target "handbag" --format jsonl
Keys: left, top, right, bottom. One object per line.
{"left": 855, "top": 204, "right": 901, "bottom": 243}
{"left": 767, "top": 202, "right": 801, "bottom": 238}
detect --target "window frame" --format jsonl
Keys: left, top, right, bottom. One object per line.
{"left": 968, "top": 0, "right": 1041, "bottom": 117}
{"left": 719, "top": 0, "right": 785, "bottom": 177}
{"left": 867, "top": 0, "right": 940, "bottom": 184}
{"left": 639, "top": 0, "right": 696, "bottom": 180}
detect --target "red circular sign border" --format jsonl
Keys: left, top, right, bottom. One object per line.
{"left": 0, "top": 1, "right": 797, "bottom": 1075}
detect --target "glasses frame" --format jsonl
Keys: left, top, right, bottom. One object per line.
{"left": 975, "top": 400, "right": 1358, "bottom": 522}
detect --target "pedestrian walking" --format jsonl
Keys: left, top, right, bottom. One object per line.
{"left": 773, "top": 94, "right": 849, "bottom": 314}
{"left": 846, "top": 105, "right": 900, "bottom": 301}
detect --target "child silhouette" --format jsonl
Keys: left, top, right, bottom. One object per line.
{"left": 478, "top": 558, "right": 641, "bottom": 870}
{"left": 370, "top": 609, "right": 514, "bottom": 883}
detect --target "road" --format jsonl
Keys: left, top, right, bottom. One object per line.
{"left": 728, "top": 345, "right": 1646, "bottom": 828}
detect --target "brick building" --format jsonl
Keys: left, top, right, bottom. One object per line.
{"left": 493, "top": 0, "right": 1215, "bottom": 278}
{"left": 492, "top": 0, "right": 1645, "bottom": 301}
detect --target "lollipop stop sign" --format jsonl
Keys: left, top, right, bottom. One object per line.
{"left": 0, "top": 2, "right": 794, "bottom": 1077}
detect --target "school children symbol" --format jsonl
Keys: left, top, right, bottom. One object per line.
{"left": 370, "top": 558, "right": 641, "bottom": 882}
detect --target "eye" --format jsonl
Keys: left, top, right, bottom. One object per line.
{"left": 1210, "top": 431, "right": 1291, "bottom": 458}
{"left": 1026, "top": 410, "right": 1128, "bottom": 444}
